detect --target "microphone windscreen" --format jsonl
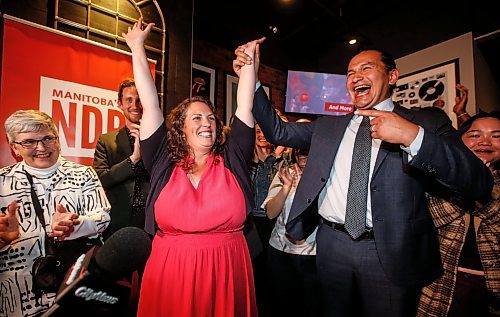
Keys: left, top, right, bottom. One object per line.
{"left": 95, "top": 227, "right": 151, "bottom": 277}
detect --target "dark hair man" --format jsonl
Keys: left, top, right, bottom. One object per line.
{"left": 233, "top": 40, "right": 493, "bottom": 316}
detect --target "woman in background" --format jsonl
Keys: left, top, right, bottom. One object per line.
{"left": 418, "top": 112, "right": 500, "bottom": 316}
{"left": 0, "top": 109, "right": 110, "bottom": 317}
{"left": 262, "top": 139, "right": 320, "bottom": 317}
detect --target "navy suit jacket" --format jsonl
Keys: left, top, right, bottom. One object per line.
{"left": 252, "top": 87, "right": 493, "bottom": 287}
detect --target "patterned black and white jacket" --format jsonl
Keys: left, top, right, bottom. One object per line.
{"left": 0, "top": 158, "right": 110, "bottom": 317}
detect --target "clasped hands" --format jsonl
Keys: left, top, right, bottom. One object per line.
{"left": 232, "top": 37, "right": 419, "bottom": 147}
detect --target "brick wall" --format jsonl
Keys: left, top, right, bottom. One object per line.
{"left": 193, "top": 38, "right": 295, "bottom": 121}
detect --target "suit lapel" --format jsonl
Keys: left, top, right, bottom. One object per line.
{"left": 372, "top": 105, "right": 416, "bottom": 177}
{"left": 392, "top": 104, "right": 416, "bottom": 121}
{"left": 288, "top": 113, "right": 352, "bottom": 224}
{"left": 315, "top": 113, "right": 353, "bottom": 177}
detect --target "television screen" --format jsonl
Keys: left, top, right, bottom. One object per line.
{"left": 285, "top": 70, "right": 353, "bottom": 116}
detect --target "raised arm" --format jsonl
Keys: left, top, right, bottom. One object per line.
{"left": 233, "top": 37, "right": 313, "bottom": 149}
{"left": 235, "top": 38, "right": 264, "bottom": 127}
{"left": 453, "top": 84, "right": 470, "bottom": 128}
{"left": 123, "top": 18, "right": 162, "bottom": 139}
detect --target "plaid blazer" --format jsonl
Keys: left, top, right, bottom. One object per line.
{"left": 417, "top": 170, "right": 500, "bottom": 316}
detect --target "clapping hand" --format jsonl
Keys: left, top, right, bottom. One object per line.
{"left": 49, "top": 204, "right": 80, "bottom": 241}
{"left": 278, "top": 161, "right": 301, "bottom": 193}
{"left": 0, "top": 201, "right": 20, "bottom": 246}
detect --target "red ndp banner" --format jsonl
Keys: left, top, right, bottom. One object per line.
{"left": 0, "top": 16, "right": 156, "bottom": 167}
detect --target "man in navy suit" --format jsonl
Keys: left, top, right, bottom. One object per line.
{"left": 233, "top": 42, "right": 493, "bottom": 316}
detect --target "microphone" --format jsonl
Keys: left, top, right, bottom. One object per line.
{"left": 41, "top": 227, "right": 152, "bottom": 317}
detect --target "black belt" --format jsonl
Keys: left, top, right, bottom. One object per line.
{"left": 321, "top": 218, "right": 374, "bottom": 240}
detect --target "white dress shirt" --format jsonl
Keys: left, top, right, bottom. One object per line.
{"left": 318, "top": 98, "right": 423, "bottom": 227}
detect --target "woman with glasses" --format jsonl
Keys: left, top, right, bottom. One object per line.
{"left": 0, "top": 110, "right": 111, "bottom": 317}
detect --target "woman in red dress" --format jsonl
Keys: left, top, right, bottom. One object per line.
{"left": 124, "top": 19, "right": 263, "bottom": 316}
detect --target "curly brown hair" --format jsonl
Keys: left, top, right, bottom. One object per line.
{"left": 167, "top": 96, "right": 224, "bottom": 171}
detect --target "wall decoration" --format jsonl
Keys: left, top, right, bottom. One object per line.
{"left": 225, "top": 75, "right": 271, "bottom": 125}
{"left": 192, "top": 62, "right": 216, "bottom": 105}
{"left": 392, "top": 59, "right": 459, "bottom": 126}
{"left": 225, "top": 75, "right": 239, "bottom": 125}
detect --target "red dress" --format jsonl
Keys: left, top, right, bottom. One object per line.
{"left": 137, "top": 154, "right": 257, "bottom": 317}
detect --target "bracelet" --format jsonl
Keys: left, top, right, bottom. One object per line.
{"left": 457, "top": 113, "right": 468, "bottom": 118}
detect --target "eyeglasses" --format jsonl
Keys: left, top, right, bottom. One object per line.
{"left": 12, "top": 136, "right": 58, "bottom": 149}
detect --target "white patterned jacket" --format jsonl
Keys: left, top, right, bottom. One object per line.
{"left": 0, "top": 158, "right": 110, "bottom": 317}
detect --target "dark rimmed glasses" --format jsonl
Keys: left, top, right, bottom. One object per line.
{"left": 12, "top": 136, "right": 58, "bottom": 149}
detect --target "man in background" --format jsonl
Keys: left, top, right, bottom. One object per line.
{"left": 93, "top": 79, "right": 150, "bottom": 240}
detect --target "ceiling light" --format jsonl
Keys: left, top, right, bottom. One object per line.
{"left": 269, "top": 25, "right": 278, "bottom": 34}
{"left": 349, "top": 39, "right": 357, "bottom": 45}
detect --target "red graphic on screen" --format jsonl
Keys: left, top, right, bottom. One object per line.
{"left": 285, "top": 70, "right": 353, "bottom": 116}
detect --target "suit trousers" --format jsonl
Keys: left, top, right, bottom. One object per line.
{"left": 316, "top": 223, "right": 420, "bottom": 317}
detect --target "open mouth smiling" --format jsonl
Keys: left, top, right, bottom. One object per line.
{"left": 353, "top": 85, "right": 370, "bottom": 96}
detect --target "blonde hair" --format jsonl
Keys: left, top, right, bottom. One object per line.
{"left": 4, "top": 110, "right": 58, "bottom": 143}
{"left": 275, "top": 108, "right": 289, "bottom": 122}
